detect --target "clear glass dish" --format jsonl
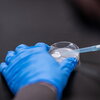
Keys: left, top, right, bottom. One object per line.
{"left": 49, "top": 41, "right": 79, "bottom": 62}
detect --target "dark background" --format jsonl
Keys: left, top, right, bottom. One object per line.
{"left": 0, "top": 0, "right": 100, "bottom": 100}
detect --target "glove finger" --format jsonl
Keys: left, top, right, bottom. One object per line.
{"left": 5, "top": 51, "right": 15, "bottom": 64}
{"left": 0, "top": 62, "right": 8, "bottom": 74}
{"left": 34, "top": 42, "right": 50, "bottom": 51}
{"left": 60, "top": 57, "right": 78, "bottom": 73}
{"left": 15, "top": 44, "right": 29, "bottom": 53}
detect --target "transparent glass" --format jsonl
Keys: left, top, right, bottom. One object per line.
{"left": 49, "top": 41, "right": 79, "bottom": 62}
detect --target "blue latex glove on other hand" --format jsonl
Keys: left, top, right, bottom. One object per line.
{"left": 0, "top": 42, "right": 78, "bottom": 99}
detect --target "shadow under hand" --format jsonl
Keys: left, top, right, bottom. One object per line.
{"left": 0, "top": 74, "right": 14, "bottom": 100}
{"left": 62, "top": 70, "right": 78, "bottom": 99}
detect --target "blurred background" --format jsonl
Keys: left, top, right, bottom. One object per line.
{"left": 0, "top": 0, "right": 100, "bottom": 100}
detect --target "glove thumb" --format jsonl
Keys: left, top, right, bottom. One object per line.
{"left": 60, "top": 57, "right": 78, "bottom": 73}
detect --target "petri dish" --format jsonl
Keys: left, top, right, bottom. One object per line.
{"left": 49, "top": 41, "right": 80, "bottom": 62}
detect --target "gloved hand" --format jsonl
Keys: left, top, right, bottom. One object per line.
{"left": 0, "top": 42, "right": 78, "bottom": 99}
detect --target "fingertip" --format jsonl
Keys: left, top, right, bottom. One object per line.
{"left": 5, "top": 51, "right": 15, "bottom": 64}
{"left": 35, "top": 42, "right": 50, "bottom": 51}
{"left": 15, "top": 44, "right": 28, "bottom": 53}
{"left": 0, "top": 62, "right": 8, "bottom": 72}
{"left": 35, "top": 42, "right": 48, "bottom": 47}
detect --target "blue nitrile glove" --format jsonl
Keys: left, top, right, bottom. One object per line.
{"left": 0, "top": 42, "right": 78, "bottom": 99}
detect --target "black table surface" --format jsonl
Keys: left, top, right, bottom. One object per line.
{"left": 0, "top": 0, "right": 100, "bottom": 100}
